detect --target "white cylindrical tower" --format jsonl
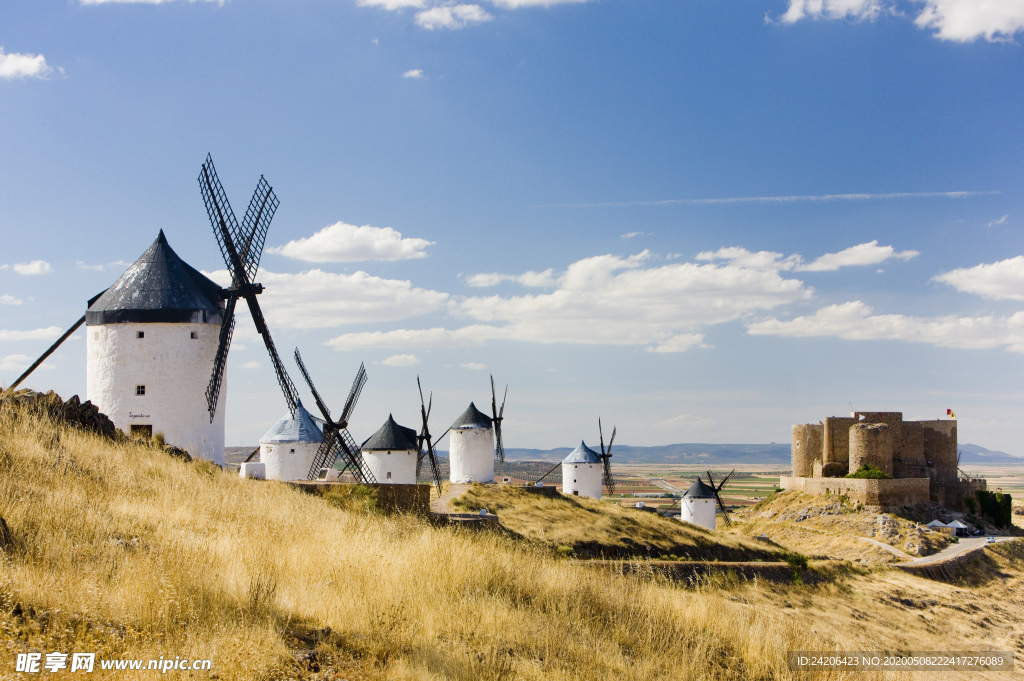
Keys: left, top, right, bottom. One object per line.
{"left": 86, "top": 231, "right": 226, "bottom": 464}
{"left": 259, "top": 400, "right": 324, "bottom": 481}
{"left": 679, "top": 478, "right": 718, "bottom": 531}
{"left": 361, "top": 414, "right": 419, "bottom": 485}
{"left": 448, "top": 402, "right": 494, "bottom": 484}
{"left": 561, "top": 440, "right": 604, "bottom": 499}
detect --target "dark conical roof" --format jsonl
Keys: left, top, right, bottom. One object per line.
{"left": 86, "top": 230, "right": 224, "bottom": 325}
{"left": 683, "top": 478, "right": 718, "bottom": 499}
{"left": 450, "top": 402, "right": 492, "bottom": 430}
{"left": 562, "top": 440, "right": 602, "bottom": 464}
{"left": 362, "top": 414, "right": 419, "bottom": 451}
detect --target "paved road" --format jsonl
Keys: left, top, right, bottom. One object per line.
{"left": 646, "top": 478, "right": 683, "bottom": 495}
{"left": 904, "top": 536, "right": 1014, "bottom": 566}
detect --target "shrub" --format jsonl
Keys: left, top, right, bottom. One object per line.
{"left": 845, "top": 464, "right": 892, "bottom": 480}
{"left": 975, "top": 490, "right": 1013, "bottom": 528}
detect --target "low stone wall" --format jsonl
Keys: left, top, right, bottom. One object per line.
{"left": 781, "top": 476, "right": 930, "bottom": 508}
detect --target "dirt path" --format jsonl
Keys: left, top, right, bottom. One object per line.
{"left": 431, "top": 483, "right": 469, "bottom": 514}
{"left": 858, "top": 536, "right": 914, "bottom": 560}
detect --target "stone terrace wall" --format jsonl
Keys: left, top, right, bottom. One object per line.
{"left": 781, "top": 476, "right": 930, "bottom": 508}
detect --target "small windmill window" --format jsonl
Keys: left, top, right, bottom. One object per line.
{"left": 137, "top": 331, "right": 145, "bottom": 339}
{"left": 191, "top": 331, "right": 197, "bottom": 339}
{"left": 136, "top": 385, "right": 146, "bottom": 396}
{"left": 386, "top": 472, "right": 392, "bottom": 479}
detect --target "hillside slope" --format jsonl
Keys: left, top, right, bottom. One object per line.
{"left": 2, "top": 402, "right": 1023, "bottom": 679}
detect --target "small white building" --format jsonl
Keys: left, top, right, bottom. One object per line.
{"left": 680, "top": 478, "right": 718, "bottom": 531}
{"left": 561, "top": 441, "right": 604, "bottom": 500}
{"left": 86, "top": 230, "right": 227, "bottom": 464}
{"left": 361, "top": 414, "right": 420, "bottom": 485}
{"left": 448, "top": 402, "right": 494, "bottom": 484}
{"left": 259, "top": 400, "right": 323, "bottom": 481}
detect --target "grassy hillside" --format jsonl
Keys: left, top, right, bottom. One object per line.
{"left": 450, "top": 484, "right": 787, "bottom": 561}
{"left": 2, "top": 401, "right": 1023, "bottom": 679}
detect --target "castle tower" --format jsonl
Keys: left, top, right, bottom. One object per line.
{"left": 361, "top": 414, "right": 420, "bottom": 485}
{"left": 561, "top": 441, "right": 604, "bottom": 499}
{"left": 679, "top": 478, "right": 718, "bottom": 531}
{"left": 448, "top": 402, "right": 494, "bottom": 484}
{"left": 86, "top": 231, "right": 226, "bottom": 464}
{"left": 259, "top": 400, "right": 323, "bottom": 481}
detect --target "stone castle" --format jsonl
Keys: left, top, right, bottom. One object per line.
{"left": 781, "top": 411, "right": 985, "bottom": 510}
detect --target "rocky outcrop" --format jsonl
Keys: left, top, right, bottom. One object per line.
{"left": 3, "top": 389, "right": 120, "bottom": 439}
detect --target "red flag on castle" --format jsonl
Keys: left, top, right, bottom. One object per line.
{"left": 947, "top": 408, "right": 956, "bottom": 419}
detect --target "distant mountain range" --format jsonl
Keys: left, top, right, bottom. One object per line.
{"left": 957, "top": 443, "right": 1024, "bottom": 464}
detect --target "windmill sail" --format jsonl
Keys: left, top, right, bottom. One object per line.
{"left": 599, "top": 418, "right": 617, "bottom": 496}
{"left": 198, "top": 154, "right": 297, "bottom": 421}
{"left": 417, "top": 376, "right": 444, "bottom": 495}
{"left": 490, "top": 374, "right": 507, "bottom": 462}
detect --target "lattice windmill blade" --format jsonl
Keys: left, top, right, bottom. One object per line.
{"left": 198, "top": 155, "right": 246, "bottom": 277}
{"left": 416, "top": 376, "right": 444, "bottom": 495}
{"left": 294, "top": 347, "right": 331, "bottom": 423}
{"left": 601, "top": 422, "right": 617, "bottom": 496}
{"left": 490, "top": 374, "right": 507, "bottom": 462}
{"left": 243, "top": 295, "right": 298, "bottom": 417}
{"left": 237, "top": 176, "right": 278, "bottom": 283}
{"left": 718, "top": 469, "right": 736, "bottom": 488}
{"left": 707, "top": 470, "right": 732, "bottom": 525}
{"left": 337, "top": 427, "right": 376, "bottom": 483}
{"left": 205, "top": 294, "right": 237, "bottom": 421}
{"left": 306, "top": 432, "right": 339, "bottom": 480}
{"left": 339, "top": 363, "right": 367, "bottom": 428}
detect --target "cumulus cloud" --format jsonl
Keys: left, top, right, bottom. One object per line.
{"left": 490, "top": 0, "right": 591, "bottom": 6}
{"left": 79, "top": 0, "right": 219, "bottom": 4}
{"left": 358, "top": 0, "right": 426, "bottom": 8}
{"left": 933, "top": 256, "right": 1024, "bottom": 300}
{"left": 403, "top": 69, "right": 425, "bottom": 79}
{"left": 330, "top": 250, "right": 810, "bottom": 353}
{"left": 0, "top": 47, "right": 52, "bottom": 80}
{"left": 987, "top": 215, "right": 1009, "bottom": 227}
{"left": 0, "top": 295, "right": 22, "bottom": 305}
{"left": 0, "top": 327, "right": 64, "bottom": 341}
{"left": 416, "top": 4, "right": 493, "bottom": 29}
{"left": 1, "top": 354, "right": 34, "bottom": 374}
{"left": 777, "top": 0, "right": 1024, "bottom": 42}
{"left": 381, "top": 353, "right": 421, "bottom": 366}
{"left": 696, "top": 247, "right": 803, "bottom": 271}
{"left": 268, "top": 222, "right": 433, "bottom": 263}
{"left": 747, "top": 301, "right": 1024, "bottom": 352}
{"left": 795, "top": 240, "right": 919, "bottom": 271}
{"left": 2, "top": 260, "right": 53, "bottom": 275}
{"left": 465, "top": 269, "right": 556, "bottom": 287}
{"left": 205, "top": 268, "right": 448, "bottom": 330}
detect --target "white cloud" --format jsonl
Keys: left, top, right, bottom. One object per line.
{"left": 933, "top": 256, "right": 1024, "bottom": 301}
{"left": 0, "top": 295, "right": 22, "bottom": 305}
{"left": 1, "top": 354, "right": 37, "bottom": 374}
{"left": 777, "top": 0, "right": 886, "bottom": 24}
{"left": 268, "top": 222, "right": 433, "bottom": 263}
{"left": 620, "top": 231, "right": 648, "bottom": 239}
{"left": 3, "top": 260, "right": 53, "bottom": 276}
{"left": 461, "top": 362, "right": 487, "bottom": 370}
{"left": 795, "top": 240, "right": 918, "bottom": 272}
{"left": 747, "top": 301, "right": 1024, "bottom": 352}
{"left": 330, "top": 250, "right": 810, "bottom": 353}
{"left": 0, "top": 47, "right": 52, "bottom": 80}
{"left": 76, "top": 260, "right": 105, "bottom": 271}
{"left": 777, "top": 0, "right": 1024, "bottom": 42}
{"left": 79, "top": 0, "right": 220, "bottom": 4}
{"left": 914, "top": 0, "right": 1024, "bottom": 42}
{"left": 988, "top": 215, "right": 1009, "bottom": 227}
{"left": 490, "top": 0, "right": 591, "bottom": 6}
{"left": 206, "top": 268, "right": 448, "bottom": 329}
{"left": 381, "top": 353, "right": 421, "bottom": 366}
{"left": 240, "top": 361, "right": 262, "bottom": 369}
{"left": 403, "top": 69, "right": 425, "bottom": 79}
{"left": 696, "top": 247, "right": 803, "bottom": 271}
{"left": 556, "top": 190, "right": 995, "bottom": 208}
{"left": 358, "top": 0, "right": 426, "bottom": 8}
{"left": 0, "top": 327, "right": 63, "bottom": 341}
{"left": 465, "top": 269, "right": 556, "bottom": 288}
{"left": 415, "top": 4, "right": 493, "bottom": 29}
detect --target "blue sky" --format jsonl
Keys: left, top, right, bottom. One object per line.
{"left": 3, "top": 0, "right": 1024, "bottom": 453}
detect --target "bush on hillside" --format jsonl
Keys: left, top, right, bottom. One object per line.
{"left": 845, "top": 464, "right": 892, "bottom": 480}
{"left": 975, "top": 490, "right": 1013, "bottom": 528}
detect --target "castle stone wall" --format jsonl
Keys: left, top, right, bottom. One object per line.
{"left": 823, "top": 416, "right": 857, "bottom": 475}
{"left": 780, "top": 476, "right": 930, "bottom": 508}
{"left": 920, "top": 420, "right": 958, "bottom": 482}
{"left": 791, "top": 423, "right": 823, "bottom": 478}
{"left": 849, "top": 422, "right": 893, "bottom": 476}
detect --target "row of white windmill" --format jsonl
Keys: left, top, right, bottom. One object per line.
{"left": 10, "top": 156, "right": 726, "bottom": 529}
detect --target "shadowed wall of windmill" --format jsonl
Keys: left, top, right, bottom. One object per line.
{"left": 449, "top": 402, "right": 495, "bottom": 484}
{"left": 86, "top": 231, "right": 226, "bottom": 464}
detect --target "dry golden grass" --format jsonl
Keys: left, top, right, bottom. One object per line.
{"left": 450, "top": 484, "right": 786, "bottom": 561}
{"left": 1, "top": 404, "right": 1018, "bottom": 679}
